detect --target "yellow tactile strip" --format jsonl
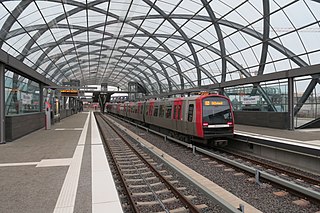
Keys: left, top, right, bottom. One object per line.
{"left": 107, "top": 116, "right": 262, "bottom": 213}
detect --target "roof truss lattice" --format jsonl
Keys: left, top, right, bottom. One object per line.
{"left": 1, "top": 0, "right": 320, "bottom": 95}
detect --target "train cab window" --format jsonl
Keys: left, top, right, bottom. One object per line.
{"left": 202, "top": 97, "right": 231, "bottom": 124}
{"left": 188, "top": 104, "right": 194, "bottom": 122}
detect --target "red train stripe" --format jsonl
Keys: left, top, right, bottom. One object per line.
{"left": 195, "top": 97, "right": 203, "bottom": 138}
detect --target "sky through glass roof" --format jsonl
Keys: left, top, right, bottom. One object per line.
{"left": 0, "top": 0, "right": 320, "bottom": 94}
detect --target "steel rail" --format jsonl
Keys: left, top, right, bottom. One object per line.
{"left": 94, "top": 113, "right": 139, "bottom": 213}
{"left": 98, "top": 112, "right": 201, "bottom": 213}
{"left": 109, "top": 113, "right": 320, "bottom": 202}
{"left": 217, "top": 148, "right": 320, "bottom": 186}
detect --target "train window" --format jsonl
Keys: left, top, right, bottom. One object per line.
{"left": 159, "top": 105, "right": 165, "bottom": 117}
{"left": 153, "top": 106, "right": 159, "bottom": 117}
{"left": 166, "top": 105, "right": 172, "bottom": 118}
{"left": 188, "top": 104, "right": 194, "bottom": 122}
{"left": 202, "top": 97, "right": 231, "bottom": 124}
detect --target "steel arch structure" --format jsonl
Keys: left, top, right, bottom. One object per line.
{"left": 0, "top": 0, "right": 319, "bottom": 113}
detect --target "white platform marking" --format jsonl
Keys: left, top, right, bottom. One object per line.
{"left": 235, "top": 130, "right": 320, "bottom": 149}
{"left": 36, "top": 158, "right": 72, "bottom": 167}
{"left": 0, "top": 162, "right": 38, "bottom": 167}
{"left": 53, "top": 112, "right": 90, "bottom": 213}
{"left": 55, "top": 128, "right": 83, "bottom": 131}
{"left": 297, "top": 128, "right": 320, "bottom": 132}
{"left": 91, "top": 112, "right": 123, "bottom": 213}
{"left": 0, "top": 159, "right": 72, "bottom": 168}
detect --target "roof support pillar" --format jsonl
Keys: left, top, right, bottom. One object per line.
{"left": 39, "top": 83, "right": 44, "bottom": 113}
{"left": 288, "top": 77, "right": 294, "bottom": 130}
{"left": 0, "top": 63, "right": 6, "bottom": 144}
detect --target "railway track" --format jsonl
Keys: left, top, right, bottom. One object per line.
{"left": 108, "top": 113, "right": 320, "bottom": 212}
{"left": 94, "top": 112, "right": 207, "bottom": 213}
{"left": 214, "top": 148, "right": 320, "bottom": 187}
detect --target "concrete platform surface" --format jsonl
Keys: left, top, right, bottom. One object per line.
{"left": 235, "top": 124, "right": 320, "bottom": 148}
{"left": 0, "top": 112, "right": 123, "bottom": 213}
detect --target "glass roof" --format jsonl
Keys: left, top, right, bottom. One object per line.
{"left": 1, "top": 0, "right": 320, "bottom": 95}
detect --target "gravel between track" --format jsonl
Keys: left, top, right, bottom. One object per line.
{"left": 110, "top": 115, "right": 320, "bottom": 213}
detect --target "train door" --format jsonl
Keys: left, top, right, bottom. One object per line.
{"left": 147, "top": 101, "right": 154, "bottom": 124}
{"left": 186, "top": 101, "right": 195, "bottom": 135}
{"left": 173, "top": 99, "right": 183, "bottom": 132}
{"left": 142, "top": 102, "right": 146, "bottom": 123}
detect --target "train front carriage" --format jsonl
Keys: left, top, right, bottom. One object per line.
{"left": 194, "top": 95, "right": 234, "bottom": 145}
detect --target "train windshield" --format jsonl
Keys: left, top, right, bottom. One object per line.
{"left": 202, "top": 97, "right": 232, "bottom": 125}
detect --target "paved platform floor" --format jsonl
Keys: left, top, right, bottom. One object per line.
{"left": 0, "top": 112, "right": 122, "bottom": 213}
{"left": 235, "top": 124, "right": 320, "bottom": 148}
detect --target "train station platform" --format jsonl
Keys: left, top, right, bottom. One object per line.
{"left": 0, "top": 111, "right": 123, "bottom": 213}
{"left": 235, "top": 124, "right": 320, "bottom": 148}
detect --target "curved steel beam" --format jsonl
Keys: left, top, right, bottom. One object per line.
{"left": 27, "top": 23, "right": 179, "bottom": 92}
{"left": 258, "top": 0, "right": 271, "bottom": 75}
{"left": 250, "top": 0, "right": 276, "bottom": 111}
{"left": 127, "top": 0, "right": 200, "bottom": 88}
{"left": 7, "top": 12, "right": 310, "bottom": 68}
{"left": 99, "top": 17, "right": 183, "bottom": 90}
{"left": 19, "top": 14, "right": 308, "bottom": 85}
{"left": 128, "top": 14, "right": 308, "bottom": 67}
{"left": 11, "top": 7, "right": 183, "bottom": 91}
{"left": 200, "top": 0, "right": 227, "bottom": 83}
{"left": 38, "top": 37, "right": 172, "bottom": 92}
{"left": 55, "top": 62, "right": 152, "bottom": 92}
{"left": 37, "top": 41, "right": 195, "bottom": 88}
{"left": 0, "top": 0, "right": 33, "bottom": 48}
{"left": 52, "top": 53, "right": 160, "bottom": 91}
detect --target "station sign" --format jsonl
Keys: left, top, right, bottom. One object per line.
{"left": 243, "top": 96, "right": 260, "bottom": 104}
{"left": 60, "top": 89, "right": 78, "bottom": 96}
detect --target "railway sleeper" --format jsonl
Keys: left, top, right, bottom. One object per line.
{"left": 154, "top": 206, "right": 190, "bottom": 213}
{"left": 121, "top": 167, "right": 150, "bottom": 172}
{"left": 132, "top": 189, "right": 170, "bottom": 196}
{"left": 136, "top": 197, "right": 179, "bottom": 206}
{"left": 119, "top": 163, "right": 145, "bottom": 168}
{"left": 114, "top": 154, "right": 136, "bottom": 158}
{"left": 129, "top": 182, "right": 163, "bottom": 188}
{"left": 123, "top": 171, "right": 153, "bottom": 177}
{"left": 126, "top": 177, "right": 158, "bottom": 182}
{"left": 117, "top": 160, "right": 142, "bottom": 164}
{"left": 112, "top": 150, "right": 132, "bottom": 153}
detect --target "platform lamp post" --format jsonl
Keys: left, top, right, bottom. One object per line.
{"left": 0, "top": 63, "right": 6, "bottom": 144}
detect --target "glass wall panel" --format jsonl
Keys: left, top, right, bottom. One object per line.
{"left": 294, "top": 77, "right": 320, "bottom": 128}
{"left": 225, "top": 81, "right": 288, "bottom": 112}
{"left": 5, "top": 69, "right": 40, "bottom": 115}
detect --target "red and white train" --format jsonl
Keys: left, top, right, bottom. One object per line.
{"left": 106, "top": 94, "right": 234, "bottom": 145}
